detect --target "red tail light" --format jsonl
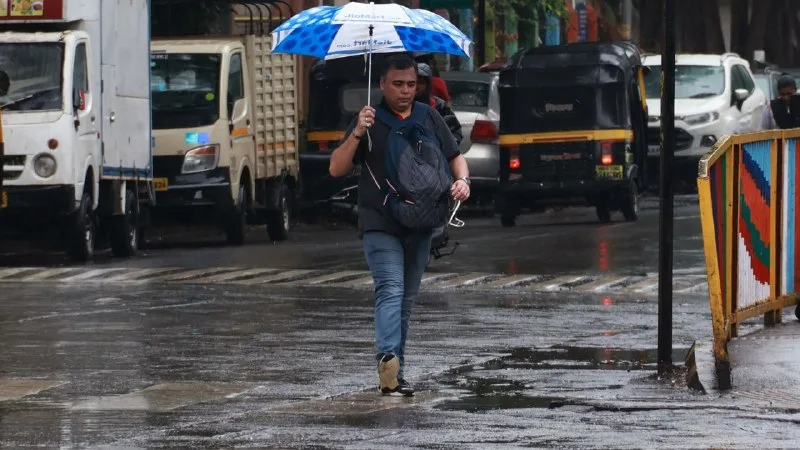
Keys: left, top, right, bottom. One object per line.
{"left": 509, "top": 145, "right": 520, "bottom": 170}
{"left": 471, "top": 120, "right": 499, "bottom": 144}
{"left": 601, "top": 141, "right": 613, "bottom": 165}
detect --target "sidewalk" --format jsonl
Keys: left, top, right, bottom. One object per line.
{"left": 696, "top": 311, "right": 800, "bottom": 410}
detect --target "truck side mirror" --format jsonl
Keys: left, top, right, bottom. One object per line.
{"left": 228, "top": 98, "right": 246, "bottom": 133}
{"left": 72, "top": 88, "right": 85, "bottom": 112}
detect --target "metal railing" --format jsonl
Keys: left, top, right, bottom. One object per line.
{"left": 697, "top": 129, "right": 800, "bottom": 389}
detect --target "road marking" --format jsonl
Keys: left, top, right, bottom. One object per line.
{"left": 523, "top": 275, "right": 590, "bottom": 292}
{"left": 574, "top": 275, "right": 632, "bottom": 293}
{"left": 625, "top": 277, "right": 661, "bottom": 293}
{"left": 148, "top": 268, "right": 240, "bottom": 282}
{"left": 70, "top": 382, "right": 255, "bottom": 412}
{"left": 196, "top": 268, "right": 279, "bottom": 283}
{"left": 60, "top": 268, "right": 128, "bottom": 282}
{"left": 300, "top": 270, "right": 367, "bottom": 285}
{"left": 16, "top": 267, "right": 75, "bottom": 281}
{"left": 0, "top": 267, "right": 38, "bottom": 280}
{"left": 102, "top": 268, "right": 177, "bottom": 282}
{"left": 243, "top": 269, "right": 319, "bottom": 285}
{"left": 483, "top": 274, "right": 543, "bottom": 289}
{"left": 0, "top": 266, "right": 710, "bottom": 297}
{"left": 429, "top": 272, "right": 494, "bottom": 289}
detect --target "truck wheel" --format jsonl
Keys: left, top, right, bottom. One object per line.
{"left": 110, "top": 189, "right": 139, "bottom": 257}
{"left": 68, "top": 191, "right": 95, "bottom": 262}
{"left": 267, "top": 182, "right": 291, "bottom": 241}
{"left": 226, "top": 184, "right": 247, "bottom": 246}
{"left": 621, "top": 180, "right": 640, "bottom": 222}
{"left": 596, "top": 202, "right": 612, "bottom": 223}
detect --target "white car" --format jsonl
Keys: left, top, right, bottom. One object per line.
{"left": 642, "top": 53, "right": 766, "bottom": 176}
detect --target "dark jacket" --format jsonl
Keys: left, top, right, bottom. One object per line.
{"left": 432, "top": 96, "right": 463, "bottom": 146}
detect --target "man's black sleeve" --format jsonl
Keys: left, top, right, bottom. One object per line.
{"left": 429, "top": 109, "right": 461, "bottom": 161}
{"left": 340, "top": 113, "right": 365, "bottom": 165}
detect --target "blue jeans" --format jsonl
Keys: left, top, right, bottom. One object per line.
{"left": 363, "top": 230, "right": 433, "bottom": 379}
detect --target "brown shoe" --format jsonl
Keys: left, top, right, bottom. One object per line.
{"left": 378, "top": 354, "right": 400, "bottom": 394}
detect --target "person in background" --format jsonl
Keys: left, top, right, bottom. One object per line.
{"left": 415, "top": 62, "right": 463, "bottom": 146}
{"left": 428, "top": 58, "right": 451, "bottom": 104}
{"left": 761, "top": 75, "right": 800, "bottom": 129}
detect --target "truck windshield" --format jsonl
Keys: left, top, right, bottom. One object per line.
{"left": 0, "top": 43, "right": 64, "bottom": 112}
{"left": 151, "top": 53, "right": 221, "bottom": 129}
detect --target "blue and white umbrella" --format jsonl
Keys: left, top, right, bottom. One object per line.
{"left": 271, "top": 2, "right": 472, "bottom": 60}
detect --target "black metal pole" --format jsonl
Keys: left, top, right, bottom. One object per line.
{"left": 476, "top": 0, "right": 486, "bottom": 67}
{"left": 658, "top": 0, "right": 676, "bottom": 372}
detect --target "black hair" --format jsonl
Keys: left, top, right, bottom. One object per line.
{"left": 778, "top": 75, "right": 797, "bottom": 91}
{"left": 381, "top": 53, "right": 417, "bottom": 78}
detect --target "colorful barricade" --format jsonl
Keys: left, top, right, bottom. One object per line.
{"left": 697, "top": 129, "right": 800, "bottom": 389}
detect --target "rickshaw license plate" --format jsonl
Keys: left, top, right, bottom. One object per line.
{"left": 1, "top": 192, "right": 7, "bottom": 209}
{"left": 596, "top": 165, "right": 624, "bottom": 180}
{"left": 154, "top": 178, "right": 169, "bottom": 192}
{"left": 648, "top": 145, "right": 660, "bottom": 156}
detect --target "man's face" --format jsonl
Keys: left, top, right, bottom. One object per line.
{"left": 380, "top": 66, "right": 416, "bottom": 111}
{"left": 416, "top": 77, "right": 428, "bottom": 95}
{"left": 780, "top": 85, "right": 797, "bottom": 104}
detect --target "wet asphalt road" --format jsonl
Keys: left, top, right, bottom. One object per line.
{"left": 1, "top": 283, "right": 797, "bottom": 448}
{"left": 2, "top": 196, "right": 799, "bottom": 447}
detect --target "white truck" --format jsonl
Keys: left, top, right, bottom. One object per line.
{"left": 0, "top": 0, "right": 153, "bottom": 261}
{"left": 150, "top": 30, "right": 299, "bottom": 244}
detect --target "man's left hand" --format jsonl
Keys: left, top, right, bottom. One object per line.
{"left": 451, "top": 179, "right": 470, "bottom": 202}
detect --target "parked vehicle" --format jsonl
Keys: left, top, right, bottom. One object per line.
{"left": 150, "top": 25, "right": 298, "bottom": 244}
{"left": 0, "top": 0, "right": 153, "bottom": 261}
{"left": 497, "top": 42, "right": 650, "bottom": 225}
{"left": 440, "top": 70, "right": 500, "bottom": 207}
{"left": 642, "top": 53, "right": 766, "bottom": 180}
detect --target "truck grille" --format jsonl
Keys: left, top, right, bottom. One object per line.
{"left": 153, "top": 156, "right": 184, "bottom": 178}
{"left": 2, "top": 155, "right": 26, "bottom": 181}
{"left": 520, "top": 141, "right": 594, "bottom": 183}
{"left": 647, "top": 127, "right": 694, "bottom": 151}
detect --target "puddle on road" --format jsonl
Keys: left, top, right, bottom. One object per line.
{"left": 435, "top": 393, "right": 566, "bottom": 413}
{"left": 434, "top": 345, "right": 689, "bottom": 413}
{"left": 484, "top": 346, "right": 688, "bottom": 372}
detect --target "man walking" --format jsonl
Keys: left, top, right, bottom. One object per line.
{"left": 329, "top": 54, "right": 470, "bottom": 396}
{"left": 762, "top": 75, "right": 800, "bottom": 129}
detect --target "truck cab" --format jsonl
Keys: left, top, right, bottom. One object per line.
{"left": 150, "top": 34, "right": 298, "bottom": 244}
{"left": 0, "top": 0, "right": 153, "bottom": 261}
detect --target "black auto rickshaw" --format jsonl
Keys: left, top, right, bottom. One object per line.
{"left": 496, "top": 41, "right": 650, "bottom": 226}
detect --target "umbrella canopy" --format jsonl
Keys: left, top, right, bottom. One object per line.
{"left": 271, "top": 2, "right": 472, "bottom": 60}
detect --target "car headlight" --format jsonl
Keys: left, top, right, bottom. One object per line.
{"left": 181, "top": 144, "right": 220, "bottom": 174}
{"left": 33, "top": 154, "right": 57, "bottom": 178}
{"left": 681, "top": 111, "right": 720, "bottom": 126}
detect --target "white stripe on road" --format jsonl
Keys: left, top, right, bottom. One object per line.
{"left": 148, "top": 268, "right": 240, "bottom": 282}
{"left": 524, "top": 275, "right": 590, "bottom": 292}
{"left": 243, "top": 269, "right": 319, "bottom": 285}
{"left": 300, "top": 270, "right": 367, "bottom": 285}
{"left": 483, "top": 274, "right": 542, "bottom": 289}
{"left": 196, "top": 268, "right": 279, "bottom": 283}
{"left": 16, "top": 268, "right": 75, "bottom": 281}
{"left": 60, "top": 269, "right": 129, "bottom": 282}
{"left": 429, "top": 272, "right": 494, "bottom": 289}
{"left": 574, "top": 275, "right": 632, "bottom": 293}
{"left": 0, "top": 267, "right": 37, "bottom": 279}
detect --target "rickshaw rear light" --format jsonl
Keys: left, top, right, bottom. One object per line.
{"left": 471, "top": 120, "right": 499, "bottom": 143}
{"left": 508, "top": 145, "right": 520, "bottom": 170}
{"left": 601, "top": 141, "right": 613, "bottom": 165}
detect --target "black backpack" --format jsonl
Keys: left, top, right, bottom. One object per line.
{"left": 363, "top": 102, "right": 453, "bottom": 230}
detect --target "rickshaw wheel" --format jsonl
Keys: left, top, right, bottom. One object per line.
{"left": 795, "top": 305, "right": 800, "bottom": 321}
{"left": 621, "top": 180, "right": 640, "bottom": 222}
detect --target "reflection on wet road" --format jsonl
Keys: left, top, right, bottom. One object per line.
{"left": 0, "top": 283, "right": 793, "bottom": 447}
{"left": 3, "top": 196, "right": 797, "bottom": 447}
